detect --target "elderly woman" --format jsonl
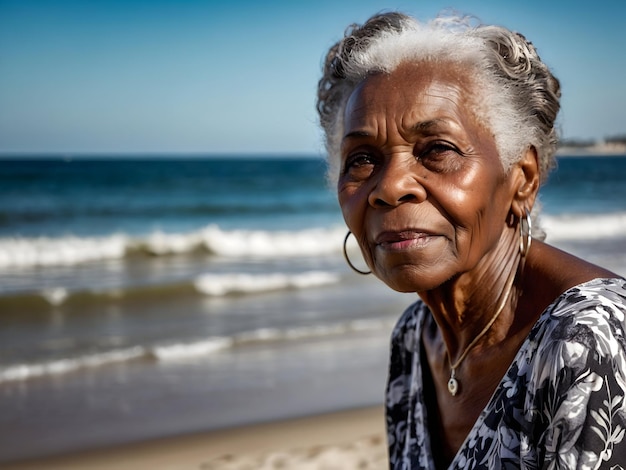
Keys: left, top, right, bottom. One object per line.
{"left": 317, "top": 11, "right": 626, "bottom": 469}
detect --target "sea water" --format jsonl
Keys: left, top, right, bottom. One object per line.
{"left": 1, "top": 154, "right": 625, "bottom": 461}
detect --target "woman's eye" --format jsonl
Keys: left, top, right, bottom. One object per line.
{"left": 346, "top": 152, "right": 373, "bottom": 166}
{"left": 418, "top": 142, "right": 462, "bottom": 171}
{"left": 343, "top": 152, "right": 377, "bottom": 176}
{"left": 421, "top": 142, "right": 457, "bottom": 157}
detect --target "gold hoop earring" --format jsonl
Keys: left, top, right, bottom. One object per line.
{"left": 519, "top": 208, "right": 532, "bottom": 258}
{"left": 343, "top": 231, "right": 371, "bottom": 275}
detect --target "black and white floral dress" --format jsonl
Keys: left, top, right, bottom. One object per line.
{"left": 386, "top": 278, "right": 626, "bottom": 469}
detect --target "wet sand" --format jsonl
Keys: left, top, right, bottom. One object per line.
{"left": 4, "top": 406, "right": 388, "bottom": 470}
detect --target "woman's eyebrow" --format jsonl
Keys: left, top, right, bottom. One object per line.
{"left": 410, "top": 119, "right": 447, "bottom": 134}
{"left": 342, "top": 119, "right": 454, "bottom": 144}
{"left": 343, "top": 130, "right": 371, "bottom": 140}
{"left": 344, "top": 119, "right": 447, "bottom": 138}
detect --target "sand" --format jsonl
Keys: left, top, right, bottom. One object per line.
{"left": 3, "top": 406, "right": 388, "bottom": 470}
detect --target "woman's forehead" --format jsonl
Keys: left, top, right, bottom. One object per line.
{"left": 343, "top": 62, "right": 480, "bottom": 134}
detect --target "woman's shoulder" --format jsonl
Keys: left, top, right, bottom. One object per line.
{"left": 508, "top": 278, "right": 626, "bottom": 422}
{"left": 532, "top": 277, "right": 626, "bottom": 364}
{"left": 527, "top": 241, "right": 621, "bottom": 286}
{"left": 497, "top": 279, "right": 626, "bottom": 468}
{"left": 521, "top": 241, "right": 623, "bottom": 319}
{"left": 546, "top": 277, "right": 626, "bottom": 320}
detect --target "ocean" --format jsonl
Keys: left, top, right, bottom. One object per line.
{"left": 1, "top": 154, "right": 626, "bottom": 462}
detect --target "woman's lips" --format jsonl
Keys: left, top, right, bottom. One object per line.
{"left": 374, "top": 230, "right": 439, "bottom": 250}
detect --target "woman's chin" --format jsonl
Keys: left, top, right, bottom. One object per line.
{"left": 375, "top": 264, "right": 450, "bottom": 294}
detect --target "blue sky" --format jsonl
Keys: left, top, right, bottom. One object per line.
{"left": 1, "top": 0, "right": 624, "bottom": 155}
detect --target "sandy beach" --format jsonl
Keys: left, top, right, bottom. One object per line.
{"left": 3, "top": 406, "right": 387, "bottom": 470}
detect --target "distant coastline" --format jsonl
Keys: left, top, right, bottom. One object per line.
{"left": 556, "top": 142, "right": 626, "bottom": 157}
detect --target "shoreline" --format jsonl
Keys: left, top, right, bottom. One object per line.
{"left": 3, "top": 406, "right": 387, "bottom": 470}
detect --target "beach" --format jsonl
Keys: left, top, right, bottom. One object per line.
{"left": 4, "top": 406, "right": 387, "bottom": 470}
{"left": 1, "top": 155, "right": 626, "bottom": 468}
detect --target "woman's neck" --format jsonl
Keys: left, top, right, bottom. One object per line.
{"left": 418, "top": 228, "right": 522, "bottom": 363}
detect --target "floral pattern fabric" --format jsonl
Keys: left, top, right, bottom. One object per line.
{"left": 386, "top": 278, "right": 626, "bottom": 469}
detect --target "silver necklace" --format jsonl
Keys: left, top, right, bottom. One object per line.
{"left": 446, "top": 271, "right": 517, "bottom": 397}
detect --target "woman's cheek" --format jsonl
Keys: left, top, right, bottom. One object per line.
{"left": 338, "top": 186, "right": 375, "bottom": 268}
{"left": 338, "top": 185, "right": 365, "bottom": 227}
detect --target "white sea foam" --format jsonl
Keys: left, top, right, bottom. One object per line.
{"left": 149, "top": 319, "right": 394, "bottom": 365}
{"left": 235, "top": 328, "right": 283, "bottom": 343}
{"left": 0, "top": 317, "right": 396, "bottom": 382}
{"left": 3, "top": 213, "right": 622, "bottom": 270}
{"left": 236, "top": 319, "right": 396, "bottom": 344}
{"left": 0, "top": 347, "right": 145, "bottom": 382}
{"left": 150, "top": 337, "right": 234, "bottom": 361}
{"left": 543, "top": 212, "right": 626, "bottom": 241}
{"left": 41, "top": 287, "right": 69, "bottom": 306}
{"left": 194, "top": 271, "right": 340, "bottom": 296}
{"left": 144, "top": 230, "right": 202, "bottom": 255}
{"left": 0, "top": 226, "right": 345, "bottom": 269}
{"left": 198, "top": 225, "right": 345, "bottom": 258}
{"left": 0, "top": 234, "right": 128, "bottom": 268}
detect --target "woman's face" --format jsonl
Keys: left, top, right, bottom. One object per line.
{"left": 338, "top": 62, "right": 517, "bottom": 292}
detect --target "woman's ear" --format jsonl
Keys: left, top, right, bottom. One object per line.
{"left": 510, "top": 147, "right": 540, "bottom": 218}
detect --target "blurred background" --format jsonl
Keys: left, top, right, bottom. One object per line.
{"left": 1, "top": 0, "right": 625, "bottom": 463}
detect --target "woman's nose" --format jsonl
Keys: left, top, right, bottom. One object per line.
{"left": 367, "top": 158, "right": 426, "bottom": 207}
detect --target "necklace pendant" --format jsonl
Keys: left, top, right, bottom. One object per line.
{"left": 448, "top": 377, "right": 459, "bottom": 396}
{"left": 448, "top": 369, "right": 459, "bottom": 396}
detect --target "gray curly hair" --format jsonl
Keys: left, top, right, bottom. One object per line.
{"left": 316, "top": 12, "right": 561, "bottom": 190}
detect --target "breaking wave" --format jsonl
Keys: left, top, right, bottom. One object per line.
{"left": 3, "top": 212, "right": 626, "bottom": 269}
{"left": 0, "top": 317, "right": 395, "bottom": 383}
{"left": 0, "top": 225, "right": 346, "bottom": 268}
{"left": 542, "top": 212, "right": 626, "bottom": 241}
{"left": 0, "top": 270, "right": 341, "bottom": 309}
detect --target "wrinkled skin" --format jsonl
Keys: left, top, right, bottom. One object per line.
{"left": 338, "top": 62, "right": 520, "bottom": 295}
{"left": 337, "top": 61, "right": 617, "bottom": 465}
